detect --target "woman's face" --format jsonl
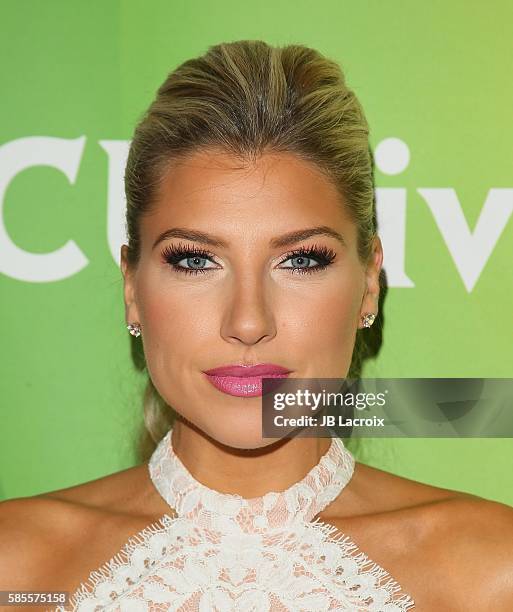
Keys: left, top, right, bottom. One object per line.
{"left": 121, "top": 149, "right": 382, "bottom": 449}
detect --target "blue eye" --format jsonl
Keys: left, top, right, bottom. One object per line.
{"left": 161, "top": 244, "right": 218, "bottom": 275}
{"left": 279, "top": 246, "right": 337, "bottom": 274}
{"left": 179, "top": 255, "right": 214, "bottom": 271}
{"left": 161, "top": 243, "right": 336, "bottom": 276}
{"left": 281, "top": 255, "right": 320, "bottom": 270}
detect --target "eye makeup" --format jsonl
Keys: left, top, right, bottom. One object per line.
{"left": 160, "top": 242, "right": 337, "bottom": 276}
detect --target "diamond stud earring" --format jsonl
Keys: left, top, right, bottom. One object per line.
{"left": 362, "top": 313, "right": 376, "bottom": 328}
{"left": 127, "top": 322, "right": 141, "bottom": 337}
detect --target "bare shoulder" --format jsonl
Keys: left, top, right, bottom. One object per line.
{"left": 0, "top": 463, "right": 172, "bottom": 592}
{"left": 376, "top": 465, "right": 513, "bottom": 610}
{"left": 336, "top": 459, "right": 477, "bottom": 518}
{"left": 424, "top": 496, "right": 513, "bottom": 609}
{"left": 333, "top": 461, "right": 513, "bottom": 610}
{"left": 0, "top": 495, "right": 91, "bottom": 590}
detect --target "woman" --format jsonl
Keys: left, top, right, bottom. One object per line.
{"left": 1, "top": 40, "right": 512, "bottom": 611}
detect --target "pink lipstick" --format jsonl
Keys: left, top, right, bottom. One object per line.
{"left": 203, "top": 363, "right": 292, "bottom": 397}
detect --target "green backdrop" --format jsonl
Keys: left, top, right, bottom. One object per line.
{"left": 1, "top": 0, "right": 512, "bottom": 505}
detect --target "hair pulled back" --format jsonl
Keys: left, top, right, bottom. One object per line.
{"left": 124, "top": 40, "right": 379, "bottom": 460}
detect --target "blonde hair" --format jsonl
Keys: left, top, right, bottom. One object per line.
{"left": 124, "top": 40, "right": 381, "bottom": 462}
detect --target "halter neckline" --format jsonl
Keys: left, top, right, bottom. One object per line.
{"left": 148, "top": 428, "right": 355, "bottom": 533}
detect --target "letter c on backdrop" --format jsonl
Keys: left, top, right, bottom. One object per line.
{"left": 0, "top": 136, "right": 88, "bottom": 282}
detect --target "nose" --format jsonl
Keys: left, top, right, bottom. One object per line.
{"left": 220, "top": 274, "right": 277, "bottom": 346}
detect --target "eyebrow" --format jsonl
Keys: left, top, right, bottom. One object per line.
{"left": 152, "top": 225, "right": 346, "bottom": 251}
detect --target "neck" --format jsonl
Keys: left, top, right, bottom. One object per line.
{"left": 170, "top": 417, "right": 332, "bottom": 499}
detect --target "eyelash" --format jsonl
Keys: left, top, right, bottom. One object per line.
{"left": 161, "top": 243, "right": 337, "bottom": 276}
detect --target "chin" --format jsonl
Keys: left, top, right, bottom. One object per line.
{"left": 201, "top": 411, "right": 281, "bottom": 451}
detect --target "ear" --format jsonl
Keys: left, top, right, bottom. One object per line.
{"left": 120, "top": 245, "right": 141, "bottom": 326}
{"left": 358, "top": 235, "right": 383, "bottom": 328}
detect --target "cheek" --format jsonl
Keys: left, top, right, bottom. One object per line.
{"left": 283, "top": 274, "right": 362, "bottom": 376}
{"left": 136, "top": 264, "right": 363, "bottom": 384}
{"left": 135, "top": 274, "right": 218, "bottom": 382}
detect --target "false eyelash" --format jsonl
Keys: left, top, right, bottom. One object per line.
{"left": 161, "top": 242, "right": 337, "bottom": 276}
{"left": 161, "top": 243, "right": 217, "bottom": 275}
{"left": 278, "top": 244, "right": 337, "bottom": 274}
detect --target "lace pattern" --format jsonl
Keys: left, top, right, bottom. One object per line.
{"left": 54, "top": 429, "right": 415, "bottom": 611}
{"left": 149, "top": 429, "right": 356, "bottom": 533}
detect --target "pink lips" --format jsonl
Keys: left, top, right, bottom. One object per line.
{"left": 203, "top": 363, "right": 292, "bottom": 397}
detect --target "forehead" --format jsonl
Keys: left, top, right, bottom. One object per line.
{"left": 143, "top": 148, "right": 355, "bottom": 240}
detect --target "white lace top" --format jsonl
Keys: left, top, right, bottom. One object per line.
{"left": 56, "top": 429, "right": 415, "bottom": 611}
